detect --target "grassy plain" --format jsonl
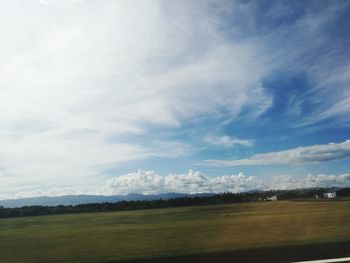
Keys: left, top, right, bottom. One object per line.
{"left": 1, "top": 200, "right": 350, "bottom": 263}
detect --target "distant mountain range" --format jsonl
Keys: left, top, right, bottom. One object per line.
{"left": 2, "top": 187, "right": 350, "bottom": 208}
{"left": 0, "top": 193, "right": 214, "bottom": 208}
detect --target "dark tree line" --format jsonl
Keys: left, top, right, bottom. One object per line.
{"left": 0, "top": 188, "right": 348, "bottom": 219}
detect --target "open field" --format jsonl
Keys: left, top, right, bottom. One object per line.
{"left": 1, "top": 200, "right": 350, "bottom": 263}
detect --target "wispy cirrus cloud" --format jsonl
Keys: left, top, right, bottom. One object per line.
{"left": 1, "top": 1, "right": 350, "bottom": 197}
{"left": 0, "top": 1, "right": 272, "bottom": 193}
{"left": 204, "top": 135, "right": 254, "bottom": 148}
{"left": 204, "top": 140, "right": 350, "bottom": 166}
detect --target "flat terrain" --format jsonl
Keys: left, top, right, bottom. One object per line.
{"left": 1, "top": 200, "right": 350, "bottom": 263}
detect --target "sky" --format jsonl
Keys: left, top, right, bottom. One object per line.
{"left": 1, "top": 0, "right": 350, "bottom": 199}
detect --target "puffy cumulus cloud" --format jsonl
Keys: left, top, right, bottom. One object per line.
{"left": 204, "top": 135, "right": 254, "bottom": 148}
{"left": 204, "top": 140, "right": 350, "bottom": 166}
{"left": 2, "top": 171, "right": 350, "bottom": 200}
{"left": 271, "top": 173, "right": 350, "bottom": 190}
{"left": 99, "top": 169, "right": 263, "bottom": 195}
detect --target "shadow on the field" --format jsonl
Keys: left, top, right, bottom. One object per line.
{"left": 110, "top": 240, "right": 350, "bottom": 263}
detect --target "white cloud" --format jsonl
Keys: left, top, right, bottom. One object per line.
{"left": 1, "top": 170, "right": 263, "bottom": 199}
{"left": 1, "top": 1, "right": 349, "bottom": 197}
{"left": 271, "top": 173, "right": 350, "bottom": 190}
{"left": 3, "top": 170, "right": 350, "bottom": 200}
{"left": 204, "top": 140, "right": 350, "bottom": 166}
{"left": 0, "top": 1, "right": 272, "bottom": 193}
{"left": 232, "top": 1, "right": 350, "bottom": 128}
{"left": 204, "top": 135, "right": 254, "bottom": 148}
{"left": 98, "top": 169, "right": 263, "bottom": 195}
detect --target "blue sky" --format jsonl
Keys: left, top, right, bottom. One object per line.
{"left": 0, "top": 0, "right": 350, "bottom": 198}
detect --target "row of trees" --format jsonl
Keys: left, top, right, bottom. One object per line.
{"left": 0, "top": 188, "right": 346, "bottom": 219}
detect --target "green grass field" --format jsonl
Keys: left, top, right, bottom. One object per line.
{"left": 1, "top": 200, "right": 350, "bottom": 263}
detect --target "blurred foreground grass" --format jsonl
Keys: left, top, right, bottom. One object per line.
{"left": 1, "top": 199, "right": 350, "bottom": 263}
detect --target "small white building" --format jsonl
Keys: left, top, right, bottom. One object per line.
{"left": 323, "top": 192, "right": 336, "bottom": 198}
{"left": 266, "top": 195, "right": 278, "bottom": 201}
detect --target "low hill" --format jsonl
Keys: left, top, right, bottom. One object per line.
{"left": 0, "top": 193, "right": 213, "bottom": 208}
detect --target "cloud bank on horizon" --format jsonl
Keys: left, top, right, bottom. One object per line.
{"left": 1, "top": 0, "right": 350, "bottom": 198}
{"left": 2, "top": 170, "right": 350, "bottom": 200}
